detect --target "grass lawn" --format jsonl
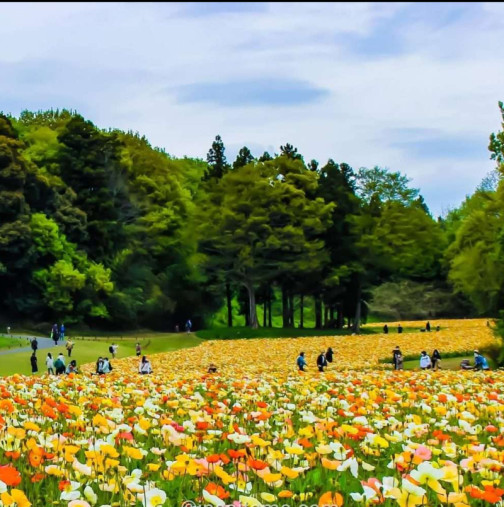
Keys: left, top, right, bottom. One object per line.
{"left": 195, "top": 325, "right": 420, "bottom": 340}
{"left": 0, "top": 333, "right": 202, "bottom": 377}
{"left": 0, "top": 336, "right": 25, "bottom": 350}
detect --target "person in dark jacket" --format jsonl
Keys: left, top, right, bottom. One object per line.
{"left": 317, "top": 351, "right": 327, "bottom": 372}
{"left": 432, "top": 349, "right": 441, "bottom": 370}
{"left": 383, "top": 324, "right": 389, "bottom": 334}
{"left": 397, "top": 324, "right": 403, "bottom": 334}
{"left": 31, "top": 338, "right": 38, "bottom": 352}
{"left": 326, "top": 347, "right": 334, "bottom": 363}
{"left": 426, "top": 321, "right": 431, "bottom": 332}
{"left": 30, "top": 352, "right": 38, "bottom": 374}
{"left": 393, "top": 346, "right": 403, "bottom": 370}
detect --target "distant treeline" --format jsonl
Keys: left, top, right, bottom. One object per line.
{"left": 0, "top": 104, "right": 503, "bottom": 330}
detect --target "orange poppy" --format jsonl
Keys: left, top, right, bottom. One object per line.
{"left": 0, "top": 465, "right": 21, "bottom": 486}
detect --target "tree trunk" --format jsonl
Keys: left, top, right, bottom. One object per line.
{"left": 289, "top": 293, "right": 294, "bottom": 327}
{"left": 263, "top": 300, "right": 267, "bottom": 327}
{"left": 299, "top": 294, "right": 304, "bottom": 329}
{"left": 245, "top": 281, "right": 258, "bottom": 329}
{"left": 330, "top": 306, "right": 334, "bottom": 323}
{"left": 315, "top": 295, "right": 322, "bottom": 329}
{"left": 268, "top": 294, "right": 272, "bottom": 327}
{"left": 324, "top": 304, "right": 329, "bottom": 328}
{"left": 226, "top": 282, "right": 233, "bottom": 328}
{"left": 282, "top": 286, "right": 289, "bottom": 328}
{"left": 352, "top": 281, "right": 362, "bottom": 334}
{"left": 336, "top": 305, "right": 343, "bottom": 329}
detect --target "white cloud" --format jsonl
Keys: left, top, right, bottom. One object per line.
{"left": 0, "top": 2, "right": 502, "bottom": 215}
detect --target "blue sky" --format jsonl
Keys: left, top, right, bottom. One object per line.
{"left": 1, "top": 2, "right": 503, "bottom": 216}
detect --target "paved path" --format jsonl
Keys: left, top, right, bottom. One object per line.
{"left": 0, "top": 336, "right": 66, "bottom": 356}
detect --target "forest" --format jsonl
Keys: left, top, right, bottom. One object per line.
{"left": 0, "top": 104, "right": 503, "bottom": 331}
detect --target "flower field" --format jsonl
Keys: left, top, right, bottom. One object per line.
{"left": 0, "top": 319, "right": 503, "bottom": 507}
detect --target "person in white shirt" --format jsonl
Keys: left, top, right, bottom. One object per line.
{"left": 139, "top": 356, "right": 153, "bottom": 374}
{"left": 420, "top": 351, "right": 432, "bottom": 370}
{"left": 46, "top": 353, "right": 54, "bottom": 375}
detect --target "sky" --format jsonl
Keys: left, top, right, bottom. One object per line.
{"left": 1, "top": 2, "right": 503, "bottom": 216}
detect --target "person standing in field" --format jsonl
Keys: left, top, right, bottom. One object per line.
{"left": 185, "top": 319, "right": 192, "bottom": 334}
{"left": 397, "top": 324, "right": 403, "bottom": 334}
{"left": 55, "top": 353, "right": 66, "bottom": 375}
{"left": 46, "top": 352, "right": 54, "bottom": 375}
{"left": 66, "top": 340, "right": 74, "bottom": 357}
{"left": 60, "top": 323, "right": 65, "bottom": 341}
{"left": 393, "top": 346, "right": 403, "bottom": 370}
{"left": 136, "top": 343, "right": 141, "bottom": 357}
{"left": 30, "top": 352, "right": 38, "bottom": 374}
{"left": 383, "top": 324, "right": 389, "bottom": 334}
{"left": 326, "top": 347, "right": 334, "bottom": 363}
{"left": 317, "top": 351, "right": 327, "bottom": 372}
{"left": 426, "top": 321, "right": 431, "bottom": 332}
{"left": 31, "top": 338, "right": 38, "bottom": 353}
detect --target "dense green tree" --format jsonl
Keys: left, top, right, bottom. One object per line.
{"left": 233, "top": 146, "right": 254, "bottom": 170}
{"left": 57, "top": 115, "right": 127, "bottom": 260}
{"left": 205, "top": 135, "right": 230, "bottom": 180}
{"left": 0, "top": 115, "right": 34, "bottom": 315}
{"left": 194, "top": 158, "right": 333, "bottom": 328}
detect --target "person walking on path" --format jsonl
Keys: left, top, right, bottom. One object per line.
{"left": 66, "top": 340, "right": 74, "bottom": 357}
{"left": 30, "top": 352, "right": 38, "bottom": 374}
{"left": 317, "top": 351, "right": 327, "bottom": 372}
{"left": 60, "top": 323, "right": 65, "bottom": 341}
{"left": 393, "top": 346, "right": 403, "bottom": 370}
{"left": 185, "top": 319, "right": 192, "bottom": 334}
{"left": 46, "top": 352, "right": 54, "bottom": 375}
{"left": 139, "top": 356, "right": 153, "bottom": 374}
{"left": 297, "top": 352, "right": 307, "bottom": 372}
{"left": 326, "top": 347, "right": 334, "bottom": 363}
{"left": 383, "top": 324, "right": 389, "bottom": 334}
{"left": 431, "top": 349, "right": 441, "bottom": 370}
{"left": 52, "top": 324, "right": 60, "bottom": 343}
{"left": 31, "top": 338, "right": 38, "bottom": 353}
{"left": 136, "top": 343, "right": 141, "bottom": 357}
{"left": 420, "top": 351, "right": 432, "bottom": 370}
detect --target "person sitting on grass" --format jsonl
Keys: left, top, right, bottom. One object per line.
{"left": 420, "top": 351, "right": 432, "bottom": 370}
{"left": 474, "top": 350, "right": 490, "bottom": 371}
{"left": 297, "top": 352, "right": 307, "bottom": 372}
{"left": 101, "top": 357, "right": 112, "bottom": 374}
{"left": 66, "top": 359, "right": 78, "bottom": 374}
{"left": 96, "top": 357, "right": 104, "bottom": 375}
{"left": 139, "top": 356, "right": 153, "bottom": 374}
